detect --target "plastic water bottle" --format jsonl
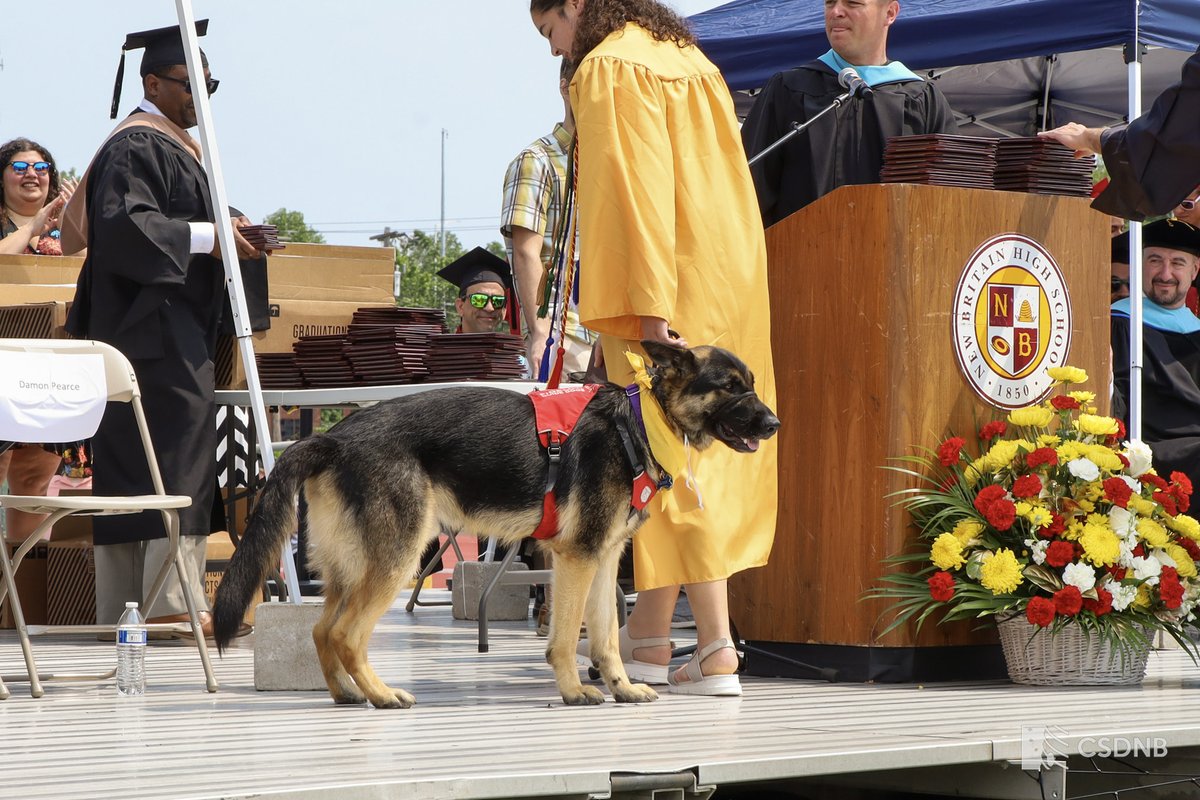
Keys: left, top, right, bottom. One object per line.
{"left": 116, "top": 601, "right": 147, "bottom": 696}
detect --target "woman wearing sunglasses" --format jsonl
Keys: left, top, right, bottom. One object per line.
{"left": 0, "top": 137, "right": 79, "bottom": 256}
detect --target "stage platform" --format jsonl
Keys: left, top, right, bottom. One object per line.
{"left": 4, "top": 592, "right": 1200, "bottom": 800}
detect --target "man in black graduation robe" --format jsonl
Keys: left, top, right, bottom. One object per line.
{"left": 64, "top": 23, "right": 262, "bottom": 628}
{"left": 1110, "top": 220, "right": 1200, "bottom": 489}
{"left": 1041, "top": 45, "right": 1200, "bottom": 221}
{"left": 741, "top": 0, "right": 957, "bottom": 227}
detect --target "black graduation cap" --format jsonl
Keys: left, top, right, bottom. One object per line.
{"left": 437, "top": 247, "right": 514, "bottom": 293}
{"left": 1111, "top": 232, "right": 1130, "bottom": 264}
{"left": 111, "top": 20, "right": 210, "bottom": 119}
{"left": 437, "top": 247, "right": 521, "bottom": 334}
{"left": 1142, "top": 219, "right": 1200, "bottom": 257}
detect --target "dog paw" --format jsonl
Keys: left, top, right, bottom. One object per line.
{"left": 612, "top": 682, "right": 659, "bottom": 703}
{"left": 561, "top": 684, "right": 606, "bottom": 706}
{"left": 331, "top": 689, "right": 368, "bottom": 705}
{"left": 369, "top": 688, "right": 417, "bottom": 709}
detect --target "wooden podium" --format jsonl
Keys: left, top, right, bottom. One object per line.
{"left": 729, "top": 184, "right": 1110, "bottom": 681}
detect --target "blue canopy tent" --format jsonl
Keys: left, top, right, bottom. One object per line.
{"left": 690, "top": 0, "right": 1200, "bottom": 440}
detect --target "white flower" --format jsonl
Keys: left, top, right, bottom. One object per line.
{"left": 1110, "top": 583, "right": 1138, "bottom": 611}
{"left": 1132, "top": 555, "right": 1163, "bottom": 583}
{"left": 1124, "top": 440, "right": 1154, "bottom": 478}
{"left": 1118, "top": 540, "right": 1136, "bottom": 568}
{"left": 1153, "top": 548, "right": 1178, "bottom": 571}
{"left": 1026, "top": 539, "right": 1049, "bottom": 566}
{"left": 1108, "top": 506, "right": 1136, "bottom": 536}
{"left": 1119, "top": 475, "right": 1141, "bottom": 493}
{"left": 1067, "top": 458, "right": 1100, "bottom": 482}
{"left": 1062, "top": 562, "right": 1097, "bottom": 592}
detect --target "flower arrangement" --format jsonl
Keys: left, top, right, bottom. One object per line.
{"left": 869, "top": 365, "right": 1200, "bottom": 659}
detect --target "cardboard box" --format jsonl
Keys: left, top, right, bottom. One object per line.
{"left": 46, "top": 540, "right": 96, "bottom": 626}
{"left": 215, "top": 299, "right": 395, "bottom": 389}
{"left": 0, "top": 253, "right": 84, "bottom": 285}
{"left": 0, "top": 542, "right": 48, "bottom": 628}
{"left": 267, "top": 243, "right": 394, "bottom": 304}
{"left": 49, "top": 489, "right": 93, "bottom": 542}
{"left": 204, "top": 530, "right": 257, "bottom": 625}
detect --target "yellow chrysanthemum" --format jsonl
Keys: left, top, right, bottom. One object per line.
{"left": 1129, "top": 496, "right": 1155, "bottom": 517}
{"left": 1134, "top": 583, "right": 1153, "bottom": 610}
{"left": 1064, "top": 521, "right": 1085, "bottom": 541}
{"left": 1165, "top": 544, "right": 1197, "bottom": 579}
{"left": 1037, "top": 434, "right": 1062, "bottom": 448}
{"left": 952, "top": 519, "right": 985, "bottom": 545}
{"left": 1047, "top": 365, "right": 1088, "bottom": 384}
{"left": 1068, "top": 391, "right": 1096, "bottom": 405}
{"left": 1057, "top": 441, "right": 1087, "bottom": 463}
{"left": 1085, "top": 513, "right": 1109, "bottom": 527}
{"left": 1081, "top": 483, "right": 1103, "bottom": 503}
{"left": 1167, "top": 513, "right": 1200, "bottom": 542}
{"left": 931, "top": 533, "right": 967, "bottom": 570}
{"left": 1076, "top": 414, "right": 1119, "bottom": 437}
{"left": 1077, "top": 497, "right": 1096, "bottom": 513}
{"left": 1137, "top": 517, "right": 1170, "bottom": 548}
{"left": 979, "top": 549, "right": 1025, "bottom": 595}
{"left": 1084, "top": 445, "right": 1125, "bottom": 473}
{"left": 1079, "top": 523, "right": 1121, "bottom": 566}
{"left": 963, "top": 459, "right": 985, "bottom": 488}
{"left": 1018, "top": 503, "right": 1053, "bottom": 529}
{"left": 1009, "top": 406, "right": 1054, "bottom": 428}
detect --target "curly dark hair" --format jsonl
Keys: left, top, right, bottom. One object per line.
{"left": 531, "top": 0, "right": 695, "bottom": 61}
{"left": 0, "top": 137, "right": 62, "bottom": 225}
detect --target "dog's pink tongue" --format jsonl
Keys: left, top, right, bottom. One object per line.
{"left": 743, "top": 437, "right": 759, "bottom": 452}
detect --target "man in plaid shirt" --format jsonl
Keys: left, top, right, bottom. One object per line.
{"left": 501, "top": 58, "right": 594, "bottom": 380}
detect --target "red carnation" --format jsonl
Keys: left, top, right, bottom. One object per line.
{"left": 1051, "top": 395, "right": 1080, "bottom": 410}
{"left": 974, "top": 485, "right": 1007, "bottom": 514}
{"left": 1143, "top": 474, "right": 1169, "bottom": 493}
{"left": 927, "top": 571, "right": 955, "bottom": 602}
{"left": 1012, "top": 474, "right": 1043, "bottom": 499}
{"left": 1105, "top": 565, "right": 1128, "bottom": 581}
{"left": 1040, "top": 512, "right": 1067, "bottom": 540}
{"left": 1045, "top": 540, "right": 1076, "bottom": 568}
{"left": 985, "top": 499, "right": 1017, "bottom": 531}
{"left": 1107, "top": 418, "right": 1127, "bottom": 446}
{"left": 1103, "top": 477, "right": 1132, "bottom": 509}
{"left": 1132, "top": 544, "right": 1146, "bottom": 558}
{"left": 1082, "top": 588, "right": 1114, "bottom": 616}
{"left": 1180, "top": 537, "right": 1200, "bottom": 561}
{"left": 1171, "top": 471, "right": 1194, "bottom": 498}
{"left": 1168, "top": 485, "right": 1191, "bottom": 514}
{"left": 1156, "top": 491, "right": 1179, "bottom": 517}
{"left": 1117, "top": 453, "right": 1131, "bottom": 469}
{"left": 979, "top": 421, "right": 1008, "bottom": 441}
{"left": 1053, "top": 585, "right": 1083, "bottom": 616}
{"left": 937, "top": 436, "right": 966, "bottom": 467}
{"left": 1026, "top": 596, "right": 1056, "bottom": 627}
{"left": 1160, "top": 567, "right": 1184, "bottom": 610}
{"left": 1026, "top": 447, "right": 1059, "bottom": 468}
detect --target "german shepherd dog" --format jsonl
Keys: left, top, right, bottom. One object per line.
{"left": 213, "top": 341, "right": 779, "bottom": 708}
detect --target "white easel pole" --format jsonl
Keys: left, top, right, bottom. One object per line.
{"left": 1126, "top": 41, "right": 1143, "bottom": 443}
{"left": 175, "top": 0, "right": 302, "bottom": 603}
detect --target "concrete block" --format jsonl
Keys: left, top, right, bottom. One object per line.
{"left": 451, "top": 561, "right": 530, "bottom": 621}
{"left": 253, "top": 601, "right": 327, "bottom": 691}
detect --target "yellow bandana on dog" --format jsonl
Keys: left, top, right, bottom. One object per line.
{"left": 625, "top": 351, "right": 703, "bottom": 512}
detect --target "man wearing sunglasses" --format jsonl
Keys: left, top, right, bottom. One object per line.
{"left": 61, "top": 20, "right": 258, "bottom": 638}
{"left": 437, "top": 247, "right": 521, "bottom": 335}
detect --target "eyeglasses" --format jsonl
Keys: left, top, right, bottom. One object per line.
{"left": 466, "top": 293, "right": 506, "bottom": 310}
{"left": 154, "top": 73, "right": 220, "bottom": 96}
{"left": 1181, "top": 199, "right": 1198, "bottom": 211}
{"left": 8, "top": 161, "right": 50, "bottom": 176}
{"left": 1111, "top": 278, "right": 1130, "bottom": 291}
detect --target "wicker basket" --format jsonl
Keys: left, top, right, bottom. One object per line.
{"left": 997, "top": 614, "right": 1151, "bottom": 686}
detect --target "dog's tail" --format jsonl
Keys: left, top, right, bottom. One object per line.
{"left": 212, "top": 435, "right": 335, "bottom": 652}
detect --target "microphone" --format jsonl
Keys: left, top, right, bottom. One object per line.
{"left": 838, "top": 67, "right": 874, "bottom": 98}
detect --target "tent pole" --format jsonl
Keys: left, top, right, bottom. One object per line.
{"left": 174, "top": 0, "right": 302, "bottom": 603}
{"left": 1125, "top": 39, "right": 1144, "bottom": 445}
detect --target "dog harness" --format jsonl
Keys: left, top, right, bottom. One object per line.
{"left": 528, "top": 384, "right": 667, "bottom": 540}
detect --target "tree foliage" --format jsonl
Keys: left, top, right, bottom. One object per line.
{"left": 264, "top": 208, "right": 326, "bottom": 243}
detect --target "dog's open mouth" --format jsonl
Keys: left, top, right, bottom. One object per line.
{"left": 715, "top": 422, "right": 762, "bottom": 453}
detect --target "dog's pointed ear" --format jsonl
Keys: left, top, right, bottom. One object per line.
{"left": 640, "top": 340, "right": 695, "bottom": 372}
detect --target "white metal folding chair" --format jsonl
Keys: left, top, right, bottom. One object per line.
{"left": 0, "top": 338, "right": 217, "bottom": 698}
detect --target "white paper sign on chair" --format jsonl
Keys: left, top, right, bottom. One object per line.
{"left": 0, "top": 352, "right": 108, "bottom": 442}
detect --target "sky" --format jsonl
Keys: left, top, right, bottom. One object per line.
{"left": 0, "top": 1, "right": 724, "bottom": 251}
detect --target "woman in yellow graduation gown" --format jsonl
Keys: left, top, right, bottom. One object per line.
{"left": 530, "top": 0, "right": 777, "bottom": 696}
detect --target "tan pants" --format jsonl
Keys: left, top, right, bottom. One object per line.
{"left": 93, "top": 536, "right": 208, "bottom": 625}
{"left": 0, "top": 447, "right": 63, "bottom": 542}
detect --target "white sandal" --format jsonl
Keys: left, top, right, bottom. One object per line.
{"left": 667, "top": 637, "right": 742, "bottom": 696}
{"left": 576, "top": 626, "right": 672, "bottom": 685}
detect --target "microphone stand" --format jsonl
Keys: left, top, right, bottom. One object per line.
{"left": 747, "top": 90, "right": 852, "bottom": 167}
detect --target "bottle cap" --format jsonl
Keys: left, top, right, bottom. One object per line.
{"left": 125, "top": 601, "right": 138, "bottom": 608}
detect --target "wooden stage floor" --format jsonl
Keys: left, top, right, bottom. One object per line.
{"left": 4, "top": 591, "right": 1200, "bottom": 800}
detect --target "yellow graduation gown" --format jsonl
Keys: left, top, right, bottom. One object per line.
{"left": 571, "top": 23, "right": 779, "bottom": 590}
